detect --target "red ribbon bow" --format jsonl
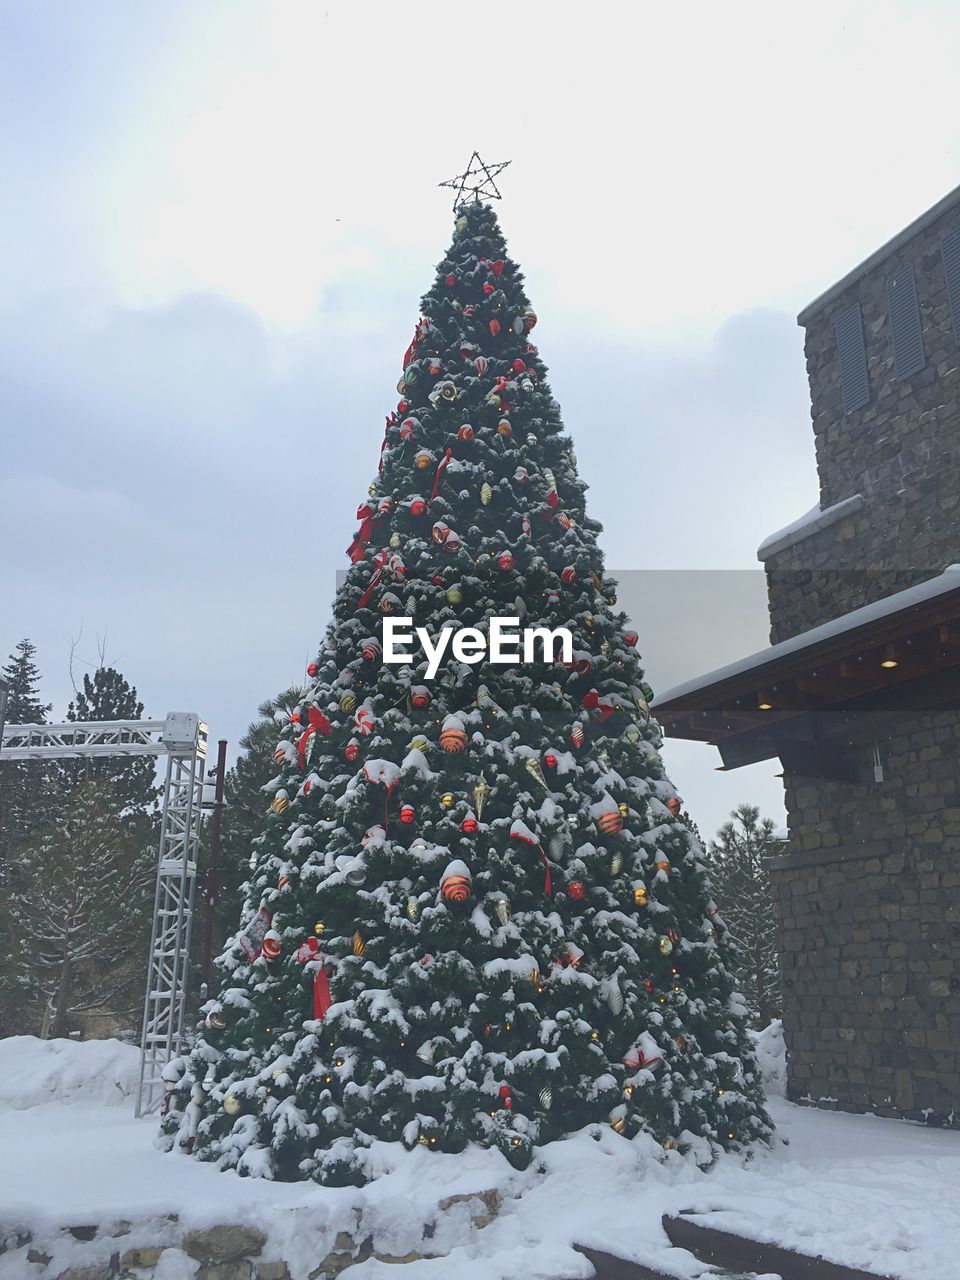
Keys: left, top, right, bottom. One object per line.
{"left": 297, "top": 705, "right": 331, "bottom": 767}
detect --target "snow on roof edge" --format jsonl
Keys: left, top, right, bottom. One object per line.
{"left": 653, "top": 565, "right": 960, "bottom": 707}
{"left": 757, "top": 494, "right": 864, "bottom": 562}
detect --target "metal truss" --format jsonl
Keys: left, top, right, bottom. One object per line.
{"left": 1, "top": 711, "right": 208, "bottom": 1116}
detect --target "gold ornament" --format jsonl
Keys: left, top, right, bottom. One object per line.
{"left": 408, "top": 734, "right": 429, "bottom": 753}
{"left": 368, "top": 482, "right": 378, "bottom": 497}
{"left": 480, "top": 482, "right": 493, "bottom": 505}
{"left": 610, "top": 1112, "right": 627, "bottom": 1135}
{"left": 530, "top": 966, "right": 541, "bottom": 988}
{"left": 524, "top": 756, "right": 547, "bottom": 788}
{"left": 655, "top": 857, "right": 671, "bottom": 876}
{"left": 440, "top": 792, "right": 455, "bottom": 809}
{"left": 223, "top": 1094, "right": 241, "bottom": 1116}
{"left": 591, "top": 1029, "right": 601, "bottom": 1043}
{"left": 658, "top": 935, "right": 673, "bottom": 956}
{"left": 340, "top": 692, "right": 357, "bottom": 713}
{"left": 490, "top": 893, "right": 511, "bottom": 926}
{"left": 496, "top": 420, "right": 512, "bottom": 438}
{"left": 609, "top": 850, "right": 624, "bottom": 876}
{"left": 415, "top": 450, "right": 433, "bottom": 470}
{"left": 618, "top": 802, "right": 630, "bottom": 818}
{"left": 633, "top": 885, "right": 648, "bottom": 907}
{"left": 406, "top": 897, "right": 420, "bottom": 923}
{"left": 674, "top": 1034, "right": 688, "bottom": 1052}
{"left": 624, "top": 724, "right": 642, "bottom": 745}
{"left": 270, "top": 793, "right": 289, "bottom": 816}
{"left": 352, "top": 930, "right": 365, "bottom": 956}
{"left": 313, "top": 921, "right": 326, "bottom": 936}
{"left": 472, "top": 773, "right": 490, "bottom": 819}
{"left": 455, "top": 215, "right": 468, "bottom": 234}
{"left": 389, "top": 532, "right": 401, "bottom": 549}
{"left": 446, "top": 585, "right": 463, "bottom": 605}
{"left": 439, "top": 381, "right": 457, "bottom": 401}
{"left": 539, "top": 1085, "right": 553, "bottom": 1109}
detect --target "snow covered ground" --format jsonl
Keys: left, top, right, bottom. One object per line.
{"left": 1, "top": 1028, "right": 958, "bottom": 1279}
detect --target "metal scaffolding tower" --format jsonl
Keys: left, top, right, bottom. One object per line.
{"left": 0, "top": 711, "right": 208, "bottom": 1116}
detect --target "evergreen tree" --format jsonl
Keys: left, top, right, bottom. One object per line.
{"left": 0, "top": 778, "right": 154, "bottom": 1036}
{"left": 706, "top": 805, "right": 783, "bottom": 1028}
{"left": 195, "top": 690, "right": 302, "bottom": 966}
{"left": 163, "top": 201, "right": 772, "bottom": 1182}
{"left": 0, "top": 639, "right": 54, "bottom": 868}
{"left": 64, "top": 665, "right": 158, "bottom": 818}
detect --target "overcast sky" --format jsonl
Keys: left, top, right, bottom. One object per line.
{"left": 3, "top": 0, "right": 960, "bottom": 838}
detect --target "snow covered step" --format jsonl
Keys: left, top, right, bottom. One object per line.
{"left": 661, "top": 1214, "right": 894, "bottom": 1280}
{"left": 575, "top": 1242, "right": 762, "bottom": 1279}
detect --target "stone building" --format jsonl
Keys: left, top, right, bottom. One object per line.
{"left": 653, "top": 185, "right": 960, "bottom": 1121}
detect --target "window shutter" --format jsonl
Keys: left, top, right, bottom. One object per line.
{"left": 887, "top": 264, "right": 925, "bottom": 380}
{"left": 942, "top": 229, "right": 960, "bottom": 343}
{"left": 834, "top": 303, "right": 869, "bottom": 414}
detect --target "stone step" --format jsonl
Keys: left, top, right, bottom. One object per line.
{"left": 661, "top": 1214, "right": 895, "bottom": 1280}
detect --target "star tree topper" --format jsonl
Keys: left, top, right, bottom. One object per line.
{"left": 439, "top": 151, "right": 511, "bottom": 209}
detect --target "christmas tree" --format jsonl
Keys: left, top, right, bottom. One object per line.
{"left": 162, "top": 194, "right": 773, "bottom": 1183}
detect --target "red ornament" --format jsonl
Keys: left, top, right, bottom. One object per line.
{"left": 491, "top": 260, "right": 505, "bottom": 277}
{"left": 461, "top": 816, "right": 479, "bottom": 834}
{"left": 567, "top": 880, "right": 586, "bottom": 901}
{"left": 644, "top": 978, "right": 655, "bottom": 994}
{"left": 397, "top": 398, "right": 409, "bottom": 413}
{"left": 411, "top": 686, "right": 431, "bottom": 709}
{"left": 489, "top": 318, "right": 501, "bottom": 336}
{"left": 307, "top": 662, "right": 318, "bottom": 677}
{"left": 623, "top": 630, "right": 639, "bottom": 647}
{"left": 667, "top": 797, "right": 682, "bottom": 817}
{"left": 295, "top": 936, "right": 320, "bottom": 964}
{"left": 475, "top": 355, "right": 488, "bottom": 376}
{"left": 457, "top": 424, "right": 475, "bottom": 442}
{"left": 581, "top": 690, "right": 600, "bottom": 710}
{"left": 511, "top": 359, "right": 526, "bottom": 373}
{"left": 597, "top": 811, "right": 624, "bottom": 836}
{"left": 345, "top": 741, "right": 360, "bottom": 762}
{"left": 432, "top": 521, "right": 450, "bottom": 545}
{"left": 432, "top": 573, "right": 443, "bottom": 586}
{"left": 409, "top": 498, "right": 427, "bottom": 517}
{"left": 464, "top": 304, "right": 475, "bottom": 317}
{"left": 561, "top": 567, "right": 577, "bottom": 585}
{"left": 498, "top": 551, "right": 515, "bottom": 571}
{"left": 513, "top": 466, "right": 529, "bottom": 486}
{"left": 544, "top": 752, "right": 558, "bottom": 769}
{"left": 483, "top": 282, "right": 494, "bottom": 295}
{"left": 362, "top": 639, "right": 382, "bottom": 662}
{"left": 570, "top": 721, "right": 585, "bottom": 748}
{"left": 445, "top": 274, "right": 457, "bottom": 287}
{"left": 261, "top": 931, "right": 281, "bottom": 960}
{"left": 400, "top": 804, "right": 415, "bottom": 825}
{"left": 499, "top": 1084, "right": 513, "bottom": 1109}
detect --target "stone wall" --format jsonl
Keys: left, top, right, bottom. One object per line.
{"left": 765, "top": 192, "right": 960, "bottom": 645}
{"left": 760, "top": 191, "right": 960, "bottom": 1123}
{"left": 769, "top": 708, "right": 960, "bottom": 1120}
{"left": 0, "top": 1190, "right": 503, "bottom": 1279}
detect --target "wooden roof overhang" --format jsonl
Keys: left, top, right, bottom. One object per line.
{"left": 651, "top": 570, "right": 960, "bottom": 781}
